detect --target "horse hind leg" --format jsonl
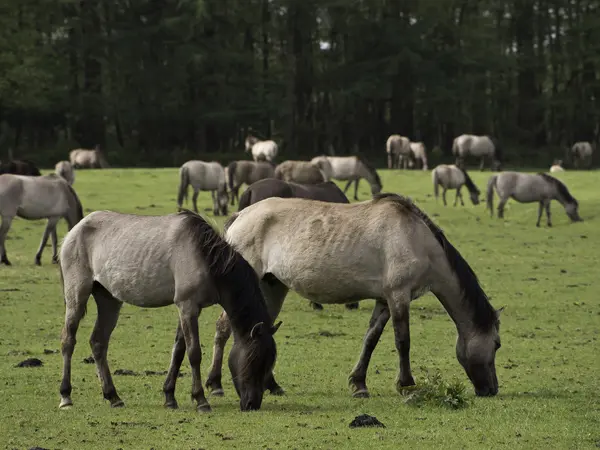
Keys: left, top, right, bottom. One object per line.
{"left": 35, "top": 218, "right": 59, "bottom": 266}
{"left": 0, "top": 215, "right": 14, "bottom": 265}
{"left": 205, "top": 311, "right": 232, "bottom": 396}
{"left": 480, "top": 156, "right": 486, "bottom": 171}
{"left": 90, "top": 282, "right": 124, "bottom": 407}
{"left": 353, "top": 179, "right": 360, "bottom": 201}
{"left": 51, "top": 228, "right": 59, "bottom": 264}
{"left": 163, "top": 321, "right": 187, "bottom": 407}
{"left": 536, "top": 202, "right": 544, "bottom": 227}
{"left": 497, "top": 196, "right": 508, "bottom": 219}
{"left": 545, "top": 201, "right": 552, "bottom": 227}
{"left": 348, "top": 300, "right": 390, "bottom": 398}
{"left": 342, "top": 180, "right": 353, "bottom": 195}
{"left": 442, "top": 188, "right": 448, "bottom": 207}
{"left": 192, "top": 189, "right": 200, "bottom": 213}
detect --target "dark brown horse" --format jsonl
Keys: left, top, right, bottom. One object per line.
{"left": 239, "top": 179, "right": 359, "bottom": 311}
{"left": 0, "top": 159, "right": 41, "bottom": 176}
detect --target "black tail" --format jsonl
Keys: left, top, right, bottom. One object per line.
{"left": 486, "top": 175, "right": 498, "bottom": 216}
{"left": 227, "top": 161, "right": 237, "bottom": 192}
{"left": 177, "top": 166, "right": 190, "bottom": 207}
{"left": 238, "top": 187, "right": 252, "bottom": 212}
{"left": 458, "top": 167, "right": 480, "bottom": 194}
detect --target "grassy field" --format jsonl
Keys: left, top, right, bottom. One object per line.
{"left": 1, "top": 168, "right": 599, "bottom": 449}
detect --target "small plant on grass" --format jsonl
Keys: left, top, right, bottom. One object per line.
{"left": 400, "top": 370, "right": 469, "bottom": 409}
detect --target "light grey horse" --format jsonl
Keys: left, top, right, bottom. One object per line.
{"left": 432, "top": 164, "right": 480, "bottom": 206}
{"left": 206, "top": 194, "right": 502, "bottom": 399}
{"left": 58, "top": 209, "right": 280, "bottom": 412}
{"left": 568, "top": 141, "right": 593, "bottom": 169}
{"left": 0, "top": 174, "right": 83, "bottom": 265}
{"left": 226, "top": 160, "right": 275, "bottom": 206}
{"left": 310, "top": 155, "right": 382, "bottom": 200}
{"left": 55, "top": 161, "right": 75, "bottom": 185}
{"left": 245, "top": 135, "right": 279, "bottom": 162}
{"left": 409, "top": 142, "right": 428, "bottom": 170}
{"left": 486, "top": 172, "right": 582, "bottom": 226}
{"left": 177, "top": 160, "right": 229, "bottom": 216}
{"left": 69, "top": 145, "right": 109, "bottom": 169}
{"left": 386, "top": 135, "right": 412, "bottom": 169}
{"left": 453, "top": 134, "right": 502, "bottom": 171}
{"left": 274, "top": 160, "right": 326, "bottom": 184}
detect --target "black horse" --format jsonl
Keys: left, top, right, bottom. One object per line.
{"left": 238, "top": 178, "right": 359, "bottom": 311}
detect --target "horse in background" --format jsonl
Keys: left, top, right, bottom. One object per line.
{"left": 386, "top": 135, "right": 412, "bottom": 169}
{"left": 453, "top": 134, "right": 502, "bottom": 171}
{"left": 57, "top": 209, "right": 279, "bottom": 412}
{"left": 206, "top": 194, "right": 502, "bottom": 399}
{"left": 550, "top": 160, "right": 565, "bottom": 173}
{"left": 409, "top": 142, "right": 428, "bottom": 170}
{"left": 0, "top": 174, "right": 83, "bottom": 265}
{"left": 274, "top": 160, "right": 325, "bottom": 184}
{"left": 310, "top": 155, "right": 382, "bottom": 201}
{"left": 245, "top": 135, "right": 279, "bottom": 162}
{"left": 486, "top": 172, "right": 582, "bottom": 227}
{"left": 432, "top": 164, "right": 480, "bottom": 206}
{"left": 237, "top": 177, "right": 361, "bottom": 312}
{"left": 55, "top": 161, "right": 75, "bottom": 185}
{"left": 0, "top": 159, "right": 41, "bottom": 176}
{"left": 567, "top": 142, "right": 593, "bottom": 169}
{"left": 177, "top": 161, "right": 229, "bottom": 216}
{"left": 226, "top": 160, "right": 275, "bottom": 206}
{"left": 69, "top": 145, "right": 109, "bottom": 169}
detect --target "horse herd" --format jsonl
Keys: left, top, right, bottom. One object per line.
{"left": 0, "top": 133, "right": 590, "bottom": 414}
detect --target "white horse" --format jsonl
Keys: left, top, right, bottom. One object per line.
{"left": 176, "top": 161, "right": 229, "bottom": 216}
{"left": 55, "top": 161, "right": 75, "bottom": 185}
{"left": 409, "top": 142, "right": 428, "bottom": 170}
{"left": 432, "top": 164, "right": 480, "bottom": 206}
{"left": 386, "top": 135, "right": 412, "bottom": 169}
{"left": 310, "top": 155, "right": 382, "bottom": 200}
{"left": 245, "top": 135, "right": 279, "bottom": 162}
{"left": 568, "top": 142, "right": 593, "bottom": 169}
{"left": 452, "top": 134, "right": 501, "bottom": 171}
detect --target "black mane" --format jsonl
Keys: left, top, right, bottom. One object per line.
{"left": 538, "top": 173, "right": 578, "bottom": 205}
{"left": 373, "top": 193, "right": 497, "bottom": 331}
{"left": 66, "top": 184, "right": 84, "bottom": 221}
{"left": 458, "top": 167, "right": 480, "bottom": 194}
{"left": 356, "top": 155, "right": 382, "bottom": 187}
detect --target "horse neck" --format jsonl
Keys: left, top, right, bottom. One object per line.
{"left": 357, "top": 163, "right": 376, "bottom": 187}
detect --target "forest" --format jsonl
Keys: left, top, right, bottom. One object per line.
{"left": 0, "top": 0, "right": 598, "bottom": 167}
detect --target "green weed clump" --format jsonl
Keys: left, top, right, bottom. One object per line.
{"left": 401, "top": 370, "right": 469, "bottom": 410}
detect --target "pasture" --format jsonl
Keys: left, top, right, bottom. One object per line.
{"left": 1, "top": 168, "right": 599, "bottom": 449}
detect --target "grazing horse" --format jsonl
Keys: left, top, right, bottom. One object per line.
{"left": 550, "top": 160, "right": 565, "bottom": 173}
{"left": 310, "top": 156, "right": 382, "bottom": 201}
{"left": 69, "top": 146, "right": 109, "bottom": 169}
{"left": 274, "top": 160, "right": 325, "bottom": 184}
{"left": 0, "top": 159, "right": 41, "bottom": 176}
{"left": 453, "top": 134, "right": 502, "bottom": 171}
{"left": 409, "top": 142, "right": 429, "bottom": 170}
{"left": 55, "top": 161, "right": 75, "bottom": 185}
{"left": 177, "top": 160, "right": 229, "bottom": 216}
{"left": 245, "top": 135, "right": 279, "bottom": 162}
{"left": 206, "top": 194, "right": 502, "bottom": 399}
{"left": 386, "top": 135, "right": 412, "bottom": 169}
{"left": 568, "top": 141, "right": 593, "bottom": 169}
{"left": 238, "top": 178, "right": 361, "bottom": 312}
{"left": 432, "top": 164, "right": 480, "bottom": 206}
{"left": 58, "top": 209, "right": 279, "bottom": 412}
{"left": 0, "top": 174, "right": 83, "bottom": 266}
{"left": 226, "top": 160, "right": 275, "bottom": 206}
{"left": 486, "top": 172, "right": 582, "bottom": 227}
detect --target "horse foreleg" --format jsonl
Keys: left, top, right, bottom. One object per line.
{"left": 387, "top": 289, "right": 415, "bottom": 390}
{"left": 458, "top": 187, "right": 465, "bottom": 206}
{"left": 205, "top": 311, "right": 232, "bottom": 396}
{"left": 453, "top": 189, "right": 459, "bottom": 207}
{"left": 442, "top": 188, "right": 448, "bottom": 207}
{"left": 343, "top": 180, "right": 353, "bottom": 194}
{"left": 35, "top": 218, "right": 59, "bottom": 265}
{"left": 536, "top": 202, "right": 544, "bottom": 227}
{"left": 387, "top": 153, "right": 393, "bottom": 170}
{"left": 353, "top": 179, "right": 360, "bottom": 201}
{"left": 163, "top": 322, "right": 187, "bottom": 407}
{"left": 545, "top": 201, "right": 552, "bottom": 227}
{"left": 480, "top": 156, "right": 485, "bottom": 171}
{"left": 210, "top": 191, "right": 219, "bottom": 216}
{"left": 90, "top": 283, "right": 124, "bottom": 408}
{"left": 348, "top": 301, "right": 390, "bottom": 398}
{"left": 176, "top": 303, "right": 210, "bottom": 412}
{"left": 51, "top": 228, "right": 59, "bottom": 264}
{"left": 0, "top": 215, "right": 14, "bottom": 265}
{"left": 192, "top": 190, "right": 200, "bottom": 213}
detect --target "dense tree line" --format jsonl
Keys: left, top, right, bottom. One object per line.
{"left": 0, "top": 0, "right": 598, "bottom": 167}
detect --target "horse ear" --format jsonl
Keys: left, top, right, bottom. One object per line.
{"left": 496, "top": 306, "right": 505, "bottom": 317}
{"left": 250, "top": 322, "right": 265, "bottom": 339}
{"left": 271, "top": 321, "right": 283, "bottom": 335}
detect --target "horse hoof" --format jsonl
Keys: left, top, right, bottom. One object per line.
{"left": 164, "top": 400, "right": 179, "bottom": 409}
{"left": 35, "top": 260, "right": 41, "bottom": 266}
{"left": 197, "top": 403, "right": 212, "bottom": 413}
{"left": 1, "top": 260, "right": 11, "bottom": 266}
{"left": 52, "top": 258, "right": 59, "bottom": 265}
{"left": 110, "top": 399, "right": 125, "bottom": 408}
{"left": 210, "top": 388, "right": 224, "bottom": 397}
{"left": 59, "top": 398, "right": 73, "bottom": 409}
{"left": 352, "top": 389, "right": 370, "bottom": 399}
{"left": 270, "top": 386, "right": 285, "bottom": 396}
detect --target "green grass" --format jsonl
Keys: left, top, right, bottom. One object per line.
{"left": 1, "top": 168, "right": 599, "bottom": 449}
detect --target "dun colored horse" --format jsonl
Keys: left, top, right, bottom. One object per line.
{"left": 409, "top": 142, "right": 428, "bottom": 170}
{"left": 245, "top": 135, "right": 279, "bottom": 162}
{"left": 274, "top": 160, "right": 325, "bottom": 184}
{"left": 310, "top": 156, "right": 382, "bottom": 201}
{"left": 177, "top": 160, "right": 229, "bottom": 216}
{"left": 0, "top": 159, "right": 41, "bottom": 176}
{"left": 386, "top": 135, "right": 412, "bottom": 169}
{"left": 0, "top": 174, "right": 83, "bottom": 265}
{"left": 486, "top": 172, "right": 582, "bottom": 226}
{"left": 206, "top": 194, "right": 502, "bottom": 399}
{"left": 226, "top": 160, "right": 275, "bottom": 206}
{"left": 567, "top": 142, "right": 593, "bottom": 169}
{"left": 69, "top": 146, "right": 109, "bottom": 169}
{"left": 453, "top": 134, "right": 502, "bottom": 171}
{"left": 432, "top": 164, "right": 480, "bottom": 206}
{"left": 58, "top": 209, "right": 279, "bottom": 412}
{"left": 237, "top": 178, "right": 360, "bottom": 311}
{"left": 55, "top": 161, "right": 75, "bottom": 185}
